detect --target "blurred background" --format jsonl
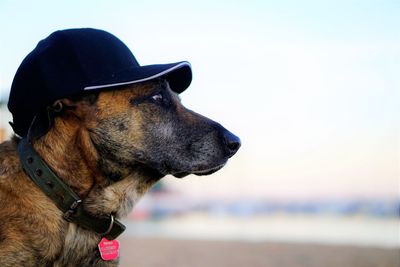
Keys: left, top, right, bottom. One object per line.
{"left": 0, "top": 0, "right": 398, "bottom": 266}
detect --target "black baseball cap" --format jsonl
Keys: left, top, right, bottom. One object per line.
{"left": 8, "top": 28, "right": 192, "bottom": 137}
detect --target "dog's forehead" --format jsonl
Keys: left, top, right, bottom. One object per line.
{"left": 102, "top": 79, "right": 170, "bottom": 98}
{"left": 94, "top": 79, "right": 173, "bottom": 111}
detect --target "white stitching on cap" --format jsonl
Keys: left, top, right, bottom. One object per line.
{"left": 83, "top": 62, "right": 191, "bottom": 90}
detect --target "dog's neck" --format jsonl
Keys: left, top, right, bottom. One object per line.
{"left": 31, "top": 116, "right": 157, "bottom": 218}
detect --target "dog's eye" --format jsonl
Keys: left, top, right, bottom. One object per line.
{"left": 151, "top": 93, "right": 163, "bottom": 102}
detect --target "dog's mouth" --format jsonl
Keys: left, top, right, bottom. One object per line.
{"left": 172, "top": 163, "right": 225, "bottom": 178}
{"left": 142, "top": 157, "right": 228, "bottom": 179}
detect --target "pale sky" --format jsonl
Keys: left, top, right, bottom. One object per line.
{"left": 0, "top": 0, "right": 398, "bottom": 200}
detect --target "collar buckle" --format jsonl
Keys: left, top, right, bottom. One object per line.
{"left": 63, "top": 199, "right": 82, "bottom": 221}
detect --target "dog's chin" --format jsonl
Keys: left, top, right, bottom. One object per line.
{"left": 132, "top": 163, "right": 166, "bottom": 182}
{"left": 172, "top": 164, "right": 225, "bottom": 179}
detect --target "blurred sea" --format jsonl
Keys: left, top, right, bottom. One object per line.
{"left": 125, "top": 189, "right": 399, "bottom": 248}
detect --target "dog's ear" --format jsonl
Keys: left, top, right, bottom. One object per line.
{"left": 52, "top": 92, "right": 98, "bottom": 107}
{"left": 25, "top": 93, "right": 99, "bottom": 140}
{"left": 48, "top": 93, "right": 98, "bottom": 117}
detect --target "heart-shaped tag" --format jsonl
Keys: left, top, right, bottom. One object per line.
{"left": 98, "top": 238, "right": 120, "bottom": 261}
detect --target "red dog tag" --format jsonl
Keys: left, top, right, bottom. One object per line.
{"left": 98, "top": 238, "right": 120, "bottom": 261}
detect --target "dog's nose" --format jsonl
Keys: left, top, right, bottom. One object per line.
{"left": 223, "top": 131, "right": 241, "bottom": 157}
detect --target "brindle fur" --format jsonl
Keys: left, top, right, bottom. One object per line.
{"left": 0, "top": 79, "right": 239, "bottom": 266}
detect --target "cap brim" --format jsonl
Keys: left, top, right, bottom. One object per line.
{"left": 84, "top": 61, "right": 192, "bottom": 94}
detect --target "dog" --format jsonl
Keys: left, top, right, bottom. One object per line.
{"left": 0, "top": 78, "right": 240, "bottom": 266}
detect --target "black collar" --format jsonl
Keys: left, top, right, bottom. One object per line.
{"left": 17, "top": 138, "right": 125, "bottom": 240}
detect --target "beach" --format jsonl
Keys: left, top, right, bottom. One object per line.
{"left": 118, "top": 214, "right": 399, "bottom": 266}
{"left": 119, "top": 237, "right": 399, "bottom": 267}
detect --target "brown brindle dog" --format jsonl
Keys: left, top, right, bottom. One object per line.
{"left": 0, "top": 79, "right": 240, "bottom": 266}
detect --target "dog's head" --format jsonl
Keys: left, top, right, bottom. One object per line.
{"left": 56, "top": 78, "right": 240, "bottom": 182}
